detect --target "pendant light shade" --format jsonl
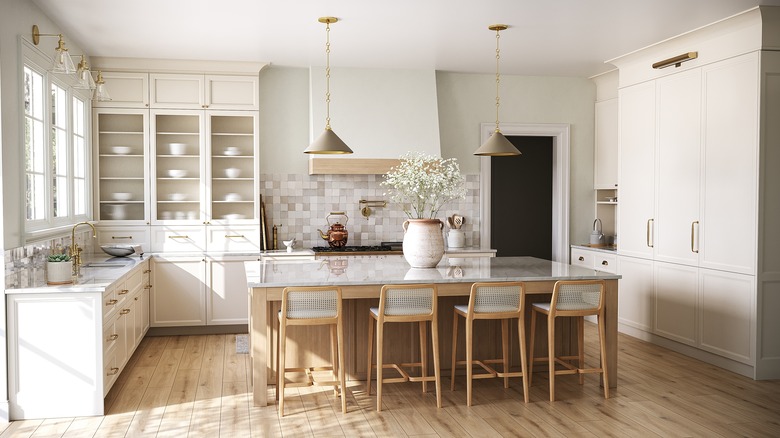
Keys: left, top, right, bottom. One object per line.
{"left": 474, "top": 24, "right": 521, "bottom": 156}
{"left": 305, "top": 17, "right": 353, "bottom": 154}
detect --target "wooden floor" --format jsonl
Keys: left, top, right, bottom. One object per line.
{"left": 1, "top": 325, "right": 780, "bottom": 437}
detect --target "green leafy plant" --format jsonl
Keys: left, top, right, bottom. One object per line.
{"left": 47, "top": 254, "right": 71, "bottom": 262}
{"left": 382, "top": 152, "right": 467, "bottom": 219}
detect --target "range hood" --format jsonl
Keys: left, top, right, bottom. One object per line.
{"left": 308, "top": 67, "right": 441, "bottom": 174}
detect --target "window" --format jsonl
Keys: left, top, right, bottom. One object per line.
{"left": 23, "top": 45, "right": 91, "bottom": 237}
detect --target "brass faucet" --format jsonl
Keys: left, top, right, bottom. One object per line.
{"left": 70, "top": 221, "right": 97, "bottom": 276}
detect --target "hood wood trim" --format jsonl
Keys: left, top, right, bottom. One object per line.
{"left": 308, "top": 157, "right": 401, "bottom": 175}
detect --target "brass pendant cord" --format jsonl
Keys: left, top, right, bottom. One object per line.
{"left": 325, "top": 21, "right": 332, "bottom": 130}
{"left": 494, "top": 28, "right": 501, "bottom": 132}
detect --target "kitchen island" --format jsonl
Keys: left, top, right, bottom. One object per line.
{"left": 246, "top": 256, "right": 620, "bottom": 406}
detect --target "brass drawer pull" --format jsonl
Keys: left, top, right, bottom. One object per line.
{"left": 647, "top": 219, "right": 654, "bottom": 248}
{"left": 107, "top": 367, "right": 119, "bottom": 376}
{"left": 143, "top": 269, "right": 151, "bottom": 273}
{"left": 144, "top": 285, "right": 153, "bottom": 289}
{"left": 169, "top": 235, "right": 190, "bottom": 239}
{"left": 106, "top": 299, "right": 118, "bottom": 306}
{"left": 118, "top": 289, "right": 129, "bottom": 295}
{"left": 120, "top": 309, "right": 131, "bottom": 315}
{"left": 578, "top": 256, "right": 585, "bottom": 261}
{"left": 225, "top": 235, "right": 245, "bottom": 238}
{"left": 107, "top": 334, "right": 119, "bottom": 341}
{"left": 691, "top": 221, "right": 699, "bottom": 253}
{"left": 112, "top": 236, "right": 132, "bottom": 240}
{"left": 601, "top": 260, "right": 609, "bottom": 266}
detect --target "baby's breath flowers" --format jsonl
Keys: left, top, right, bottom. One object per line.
{"left": 382, "top": 152, "right": 467, "bottom": 219}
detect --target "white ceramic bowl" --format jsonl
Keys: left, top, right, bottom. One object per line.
{"left": 169, "top": 143, "right": 187, "bottom": 155}
{"left": 224, "top": 147, "right": 241, "bottom": 156}
{"left": 111, "top": 146, "right": 132, "bottom": 155}
{"left": 223, "top": 213, "right": 245, "bottom": 220}
{"left": 100, "top": 245, "right": 135, "bottom": 257}
{"left": 167, "top": 169, "right": 187, "bottom": 178}
{"left": 168, "top": 193, "right": 186, "bottom": 202}
{"left": 224, "top": 193, "right": 241, "bottom": 202}
{"left": 225, "top": 168, "right": 241, "bottom": 178}
{"left": 112, "top": 192, "right": 132, "bottom": 201}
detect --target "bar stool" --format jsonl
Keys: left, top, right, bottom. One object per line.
{"left": 277, "top": 286, "right": 346, "bottom": 416}
{"left": 450, "top": 282, "right": 529, "bottom": 406}
{"left": 366, "top": 284, "right": 441, "bottom": 412}
{"left": 528, "top": 279, "right": 609, "bottom": 402}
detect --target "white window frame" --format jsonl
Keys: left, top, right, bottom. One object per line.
{"left": 21, "top": 38, "right": 92, "bottom": 240}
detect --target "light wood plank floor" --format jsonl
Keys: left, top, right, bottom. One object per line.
{"left": 1, "top": 325, "right": 779, "bottom": 437}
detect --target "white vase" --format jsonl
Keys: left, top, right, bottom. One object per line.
{"left": 447, "top": 229, "right": 465, "bottom": 248}
{"left": 47, "top": 261, "right": 73, "bottom": 285}
{"left": 402, "top": 219, "right": 445, "bottom": 268}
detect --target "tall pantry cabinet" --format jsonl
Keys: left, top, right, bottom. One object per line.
{"left": 92, "top": 62, "right": 264, "bottom": 328}
{"left": 610, "top": 6, "right": 780, "bottom": 379}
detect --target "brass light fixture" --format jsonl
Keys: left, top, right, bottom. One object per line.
{"left": 94, "top": 71, "right": 112, "bottom": 102}
{"left": 652, "top": 51, "right": 698, "bottom": 69}
{"left": 74, "top": 55, "right": 96, "bottom": 90}
{"left": 474, "top": 24, "right": 521, "bottom": 156}
{"left": 304, "top": 17, "right": 353, "bottom": 154}
{"left": 32, "top": 25, "right": 76, "bottom": 75}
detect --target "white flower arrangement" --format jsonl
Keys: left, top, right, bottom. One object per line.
{"left": 382, "top": 152, "right": 467, "bottom": 219}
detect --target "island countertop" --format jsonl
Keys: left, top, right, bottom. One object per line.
{"left": 245, "top": 256, "right": 620, "bottom": 289}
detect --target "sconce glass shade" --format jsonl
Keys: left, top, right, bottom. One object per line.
{"left": 50, "top": 38, "right": 76, "bottom": 75}
{"left": 474, "top": 130, "right": 521, "bottom": 156}
{"left": 94, "top": 71, "right": 112, "bottom": 101}
{"left": 304, "top": 127, "right": 353, "bottom": 154}
{"left": 74, "top": 58, "right": 96, "bottom": 90}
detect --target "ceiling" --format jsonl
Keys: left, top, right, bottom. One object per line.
{"left": 31, "top": 0, "right": 780, "bottom": 77}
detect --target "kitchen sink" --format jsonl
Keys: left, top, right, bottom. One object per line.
{"left": 84, "top": 262, "right": 129, "bottom": 268}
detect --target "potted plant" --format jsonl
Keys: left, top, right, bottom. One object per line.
{"left": 382, "top": 152, "right": 466, "bottom": 268}
{"left": 47, "top": 253, "right": 73, "bottom": 285}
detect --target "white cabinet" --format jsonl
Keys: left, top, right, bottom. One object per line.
{"left": 616, "top": 255, "right": 654, "bottom": 332}
{"left": 699, "top": 268, "right": 754, "bottom": 362}
{"left": 93, "top": 109, "right": 150, "bottom": 223}
{"left": 151, "top": 256, "right": 250, "bottom": 327}
{"left": 92, "top": 71, "right": 149, "bottom": 108}
{"left": 594, "top": 98, "right": 618, "bottom": 189}
{"left": 96, "top": 225, "right": 151, "bottom": 253}
{"left": 570, "top": 247, "right": 616, "bottom": 273}
{"left": 150, "top": 74, "right": 259, "bottom": 110}
{"left": 654, "top": 261, "right": 698, "bottom": 345}
{"left": 617, "top": 81, "right": 656, "bottom": 259}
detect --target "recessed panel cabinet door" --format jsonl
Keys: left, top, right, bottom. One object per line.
{"left": 654, "top": 261, "right": 698, "bottom": 345}
{"left": 150, "top": 257, "right": 207, "bottom": 326}
{"left": 617, "top": 255, "right": 654, "bottom": 332}
{"left": 654, "top": 69, "right": 701, "bottom": 267}
{"left": 618, "top": 82, "right": 656, "bottom": 259}
{"left": 207, "top": 257, "right": 251, "bottom": 325}
{"left": 699, "top": 268, "right": 754, "bottom": 363}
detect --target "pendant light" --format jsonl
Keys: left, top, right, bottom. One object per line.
{"left": 474, "top": 24, "right": 521, "bottom": 156}
{"left": 304, "top": 17, "right": 353, "bottom": 154}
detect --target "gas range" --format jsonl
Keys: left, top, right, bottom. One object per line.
{"left": 311, "top": 244, "right": 403, "bottom": 257}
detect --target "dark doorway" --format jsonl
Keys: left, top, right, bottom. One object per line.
{"left": 491, "top": 136, "right": 553, "bottom": 259}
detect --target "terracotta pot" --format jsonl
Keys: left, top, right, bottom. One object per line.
{"left": 402, "top": 219, "right": 445, "bottom": 268}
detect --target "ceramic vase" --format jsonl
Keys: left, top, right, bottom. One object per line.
{"left": 47, "top": 261, "right": 73, "bottom": 285}
{"left": 402, "top": 219, "right": 445, "bottom": 268}
{"left": 447, "top": 229, "right": 465, "bottom": 248}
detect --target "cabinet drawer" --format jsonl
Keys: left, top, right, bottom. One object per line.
{"left": 207, "top": 226, "right": 262, "bottom": 252}
{"left": 150, "top": 226, "right": 207, "bottom": 252}
{"left": 103, "top": 288, "right": 119, "bottom": 320}
{"left": 103, "top": 352, "right": 120, "bottom": 396}
{"left": 594, "top": 253, "right": 617, "bottom": 273}
{"left": 103, "top": 317, "right": 121, "bottom": 358}
{"left": 571, "top": 248, "right": 595, "bottom": 269}
{"left": 97, "top": 226, "right": 150, "bottom": 253}
{"left": 125, "top": 266, "right": 144, "bottom": 292}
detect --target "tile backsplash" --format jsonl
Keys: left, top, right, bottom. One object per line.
{"left": 261, "top": 173, "right": 481, "bottom": 250}
{"left": 4, "top": 231, "right": 95, "bottom": 289}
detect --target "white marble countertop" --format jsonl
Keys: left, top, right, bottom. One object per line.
{"left": 571, "top": 244, "right": 618, "bottom": 254}
{"left": 6, "top": 254, "right": 149, "bottom": 294}
{"left": 246, "top": 256, "right": 620, "bottom": 288}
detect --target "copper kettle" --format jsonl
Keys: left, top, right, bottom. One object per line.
{"left": 318, "top": 211, "right": 349, "bottom": 248}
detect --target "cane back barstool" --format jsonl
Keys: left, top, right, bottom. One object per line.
{"left": 528, "top": 279, "right": 609, "bottom": 402}
{"left": 366, "top": 284, "right": 441, "bottom": 412}
{"left": 450, "top": 281, "right": 529, "bottom": 406}
{"left": 277, "top": 286, "right": 346, "bottom": 416}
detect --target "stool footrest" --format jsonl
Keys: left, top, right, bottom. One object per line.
{"left": 281, "top": 366, "right": 342, "bottom": 388}
{"left": 453, "top": 359, "right": 499, "bottom": 379}
{"left": 370, "top": 362, "right": 438, "bottom": 384}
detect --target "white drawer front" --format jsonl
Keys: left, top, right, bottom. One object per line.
{"left": 103, "top": 288, "right": 119, "bottom": 321}
{"left": 571, "top": 248, "right": 595, "bottom": 269}
{"left": 207, "top": 226, "right": 262, "bottom": 252}
{"left": 97, "top": 227, "right": 150, "bottom": 253}
{"left": 150, "top": 226, "right": 207, "bottom": 253}
{"left": 594, "top": 253, "right": 618, "bottom": 273}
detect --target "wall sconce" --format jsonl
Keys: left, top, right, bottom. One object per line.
{"left": 32, "top": 25, "right": 76, "bottom": 75}
{"left": 652, "top": 52, "right": 698, "bottom": 69}
{"left": 94, "top": 71, "right": 112, "bottom": 102}
{"left": 74, "top": 56, "right": 96, "bottom": 90}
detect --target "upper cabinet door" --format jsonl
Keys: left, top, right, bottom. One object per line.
{"left": 654, "top": 69, "right": 701, "bottom": 267}
{"left": 206, "top": 75, "right": 259, "bottom": 110}
{"left": 594, "top": 98, "right": 618, "bottom": 189}
{"left": 150, "top": 74, "right": 205, "bottom": 109}
{"left": 699, "top": 53, "right": 759, "bottom": 275}
{"left": 618, "top": 82, "right": 656, "bottom": 259}
{"left": 92, "top": 72, "right": 149, "bottom": 108}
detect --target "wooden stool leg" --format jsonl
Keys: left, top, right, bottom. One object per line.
{"left": 548, "top": 314, "right": 556, "bottom": 402}
{"left": 338, "top": 316, "right": 347, "bottom": 413}
{"left": 366, "top": 316, "right": 374, "bottom": 395}
{"left": 279, "top": 320, "right": 288, "bottom": 416}
{"left": 431, "top": 318, "right": 442, "bottom": 408}
{"left": 466, "top": 316, "right": 473, "bottom": 407}
{"left": 331, "top": 324, "right": 339, "bottom": 396}
{"left": 450, "top": 309, "right": 459, "bottom": 391}
{"left": 276, "top": 318, "right": 280, "bottom": 402}
{"left": 517, "top": 314, "right": 530, "bottom": 403}
{"left": 528, "top": 309, "right": 537, "bottom": 389}
{"left": 599, "top": 312, "right": 610, "bottom": 399}
{"left": 502, "top": 319, "right": 510, "bottom": 389}
{"left": 578, "top": 316, "right": 585, "bottom": 385}
{"left": 376, "top": 320, "right": 384, "bottom": 412}
{"left": 420, "top": 321, "right": 428, "bottom": 393}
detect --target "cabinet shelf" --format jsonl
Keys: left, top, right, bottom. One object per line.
{"left": 100, "top": 177, "right": 144, "bottom": 181}
{"left": 100, "top": 154, "right": 144, "bottom": 158}
{"left": 211, "top": 155, "right": 252, "bottom": 159}
{"left": 157, "top": 177, "right": 199, "bottom": 181}
{"left": 213, "top": 200, "right": 253, "bottom": 204}
{"left": 212, "top": 132, "right": 253, "bottom": 137}
{"left": 596, "top": 201, "right": 618, "bottom": 205}
{"left": 212, "top": 177, "right": 253, "bottom": 181}
{"left": 156, "top": 154, "right": 200, "bottom": 158}
{"left": 99, "top": 131, "right": 143, "bottom": 135}
{"left": 157, "top": 131, "right": 199, "bottom": 136}
{"left": 157, "top": 201, "right": 200, "bottom": 204}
